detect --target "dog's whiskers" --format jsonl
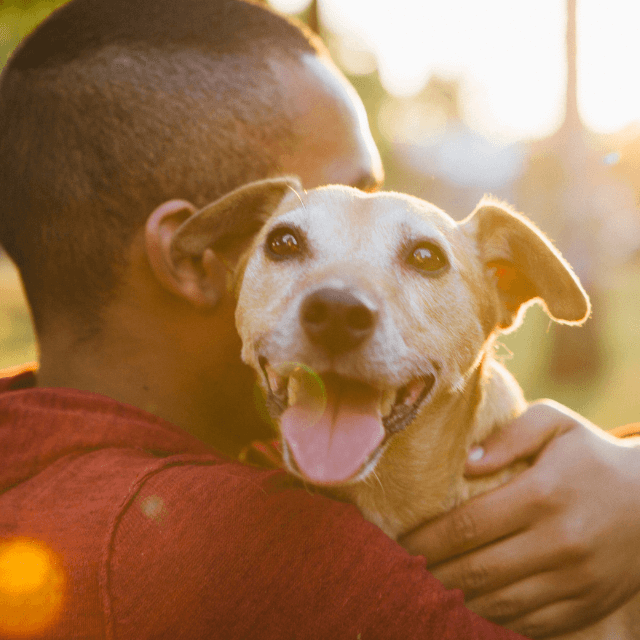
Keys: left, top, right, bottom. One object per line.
{"left": 368, "top": 469, "right": 385, "bottom": 497}
{"left": 286, "top": 184, "right": 306, "bottom": 210}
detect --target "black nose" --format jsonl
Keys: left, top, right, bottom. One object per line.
{"left": 300, "top": 287, "right": 377, "bottom": 354}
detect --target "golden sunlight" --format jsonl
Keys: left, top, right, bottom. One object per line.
{"left": 269, "top": 0, "right": 640, "bottom": 140}
{"left": 0, "top": 539, "right": 65, "bottom": 637}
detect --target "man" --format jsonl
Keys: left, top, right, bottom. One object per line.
{"left": 0, "top": 0, "right": 638, "bottom": 638}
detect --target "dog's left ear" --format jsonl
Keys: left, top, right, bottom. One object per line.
{"left": 461, "top": 199, "right": 590, "bottom": 331}
{"left": 171, "top": 176, "right": 303, "bottom": 267}
{"left": 154, "top": 176, "right": 302, "bottom": 306}
{"left": 146, "top": 176, "right": 302, "bottom": 308}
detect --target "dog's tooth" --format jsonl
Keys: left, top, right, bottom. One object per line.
{"left": 266, "top": 366, "right": 284, "bottom": 395}
{"left": 287, "top": 374, "right": 300, "bottom": 406}
{"left": 404, "top": 379, "right": 427, "bottom": 406}
{"left": 285, "top": 365, "right": 327, "bottom": 418}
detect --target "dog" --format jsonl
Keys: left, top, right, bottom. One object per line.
{"left": 171, "top": 177, "right": 639, "bottom": 640}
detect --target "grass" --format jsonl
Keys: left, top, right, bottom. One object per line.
{"left": 2, "top": 254, "right": 640, "bottom": 430}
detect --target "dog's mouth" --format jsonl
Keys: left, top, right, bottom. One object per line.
{"left": 259, "top": 357, "right": 435, "bottom": 485}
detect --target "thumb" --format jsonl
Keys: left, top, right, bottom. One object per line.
{"left": 464, "top": 400, "right": 576, "bottom": 476}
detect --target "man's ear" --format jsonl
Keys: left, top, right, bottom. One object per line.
{"left": 145, "top": 199, "right": 227, "bottom": 308}
{"left": 461, "top": 199, "right": 591, "bottom": 332}
{"left": 146, "top": 176, "right": 303, "bottom": 308}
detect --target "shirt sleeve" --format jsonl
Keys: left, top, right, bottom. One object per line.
{"left": 106, "top": 461, "right": 527, "bottom": 639}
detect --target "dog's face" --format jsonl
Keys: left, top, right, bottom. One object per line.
{"left": 171, "top": 178, "right": 589, "bottom": 489}
{"left": 236, "top": 187, "right": 493, "bottom": 484}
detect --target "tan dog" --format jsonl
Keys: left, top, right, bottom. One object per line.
{"left": 172, "top": 177, "right": 639, "bottom": 640}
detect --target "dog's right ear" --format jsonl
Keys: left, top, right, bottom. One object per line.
{"left": 461, "top": 199, "right": 590, "bottom": 332}
{"left": 146, "top": 176, "right": 302, "bottom": 307}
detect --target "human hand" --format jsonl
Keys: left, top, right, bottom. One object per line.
{"left": 399, "top": 400, "right": 640, "bottom": 638}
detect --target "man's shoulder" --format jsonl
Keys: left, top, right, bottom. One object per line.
{"left": 108, "top": 458, "right": 523, "bottom": 639}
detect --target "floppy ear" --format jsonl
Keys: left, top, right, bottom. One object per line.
{"left": 171, "top": 176, "right": 303, "bottom": 266}
{"left": 462, "top": 199, "right": 590, "bottom": 332}
{"left": 146, "top": 176, "right": 302, "bottom": 308}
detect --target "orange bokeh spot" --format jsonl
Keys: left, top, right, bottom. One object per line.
{"left": 0, "top": 538, "right": 65, "bottom": 637}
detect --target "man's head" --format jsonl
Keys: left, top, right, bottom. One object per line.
{"left": 0, "top": 0, "right": 382, "bottom": 337}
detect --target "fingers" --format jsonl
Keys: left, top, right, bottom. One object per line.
{"left": 488, "top": 596, "right": 612, "bottom": 639}
{"left": 466, "top": 572, "right": 563, "bottom": 624}
{"left": 429, "top": 524, "right": 564, "bottom": 600}
{"left": 432, "top": 524, "right": 616, "bottom": 637}
{"left": 399, "top": 468, "right": 538, "bottom": 565}
{"left": 464, "top": 400, "right": 582, "bottom": 477}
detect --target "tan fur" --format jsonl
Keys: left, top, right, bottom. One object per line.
{"left": 173, "top": 177, "right": 639, "bottom": 640}
{"left": 338, "top": 359, "right": 529, "bottom": 537}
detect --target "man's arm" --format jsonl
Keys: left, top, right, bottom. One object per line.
{"left": 399, "top": 401, "right": 640, "bottom": 638}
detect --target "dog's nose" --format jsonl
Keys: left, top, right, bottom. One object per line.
{"left": 300, "top": 287, "right": 377, "bottom": 354}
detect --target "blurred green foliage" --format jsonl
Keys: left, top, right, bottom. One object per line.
{"left": 0, "top": 257, "right": 37, "bottom": 369}
{"left": 0, "top": 0, "right": 67, "bottom": 67}
{"left": 0, "top": 1, "right": 56, "bottom": 368}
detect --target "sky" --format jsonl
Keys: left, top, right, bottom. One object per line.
{"left": 269, "top": 0, "right": 640, "bottom": 142}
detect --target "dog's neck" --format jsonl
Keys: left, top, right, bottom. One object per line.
{"left": 334, "top": 349, "right": 526, "bottom": 539}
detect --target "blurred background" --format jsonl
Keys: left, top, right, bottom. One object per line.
{"left": 2, "top": 0, "right": 640, "bottom": 429}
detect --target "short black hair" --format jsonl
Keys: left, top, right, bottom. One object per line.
{"left": 0, "top": 0, "right": 324, "bottom": 333}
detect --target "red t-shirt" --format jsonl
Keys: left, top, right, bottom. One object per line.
{"left": 0, "top": 367, "right": 527, "bottom": 639}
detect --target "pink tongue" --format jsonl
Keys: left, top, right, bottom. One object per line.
{"left": 281, "top": 376, "right": 384, "bottom": 485}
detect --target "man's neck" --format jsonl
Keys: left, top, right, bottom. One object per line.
{"left": 36, "top": 305, "right": 268, "bottom": 458}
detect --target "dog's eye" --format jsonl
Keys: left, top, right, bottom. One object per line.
{"left": 266, "top": 227, "right": 301, "bottom": 259}
{"left": 407, "top": 242, "right": 447, "bottom": 272}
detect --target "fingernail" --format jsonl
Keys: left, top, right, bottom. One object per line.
{"left": 468, "top": 446, "right": 484, "bottom": 462}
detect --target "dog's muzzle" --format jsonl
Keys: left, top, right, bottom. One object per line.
{"left": 259, "top": 358, "right": 436, "bottom": 485}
